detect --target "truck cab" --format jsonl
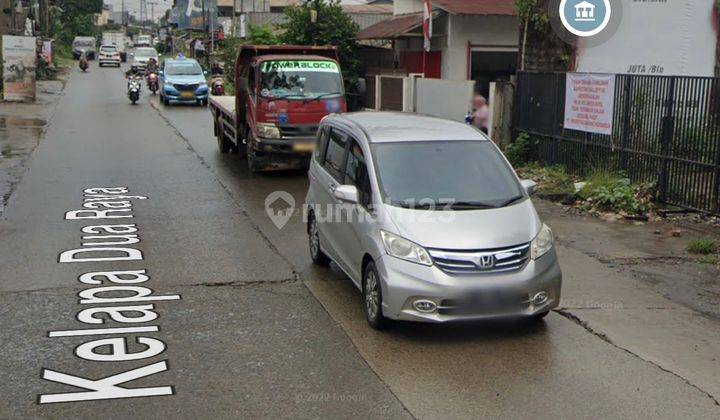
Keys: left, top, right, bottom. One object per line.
{"left": 233, "top": 46, "right": 347, "bottom": 171}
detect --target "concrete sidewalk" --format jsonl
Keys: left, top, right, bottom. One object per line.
{"left": 0, "top": 79, "right": 66, "bottom": 213}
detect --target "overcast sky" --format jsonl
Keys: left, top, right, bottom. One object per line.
{"left": 103, "top": 0, "right": 369, "bottom": 20}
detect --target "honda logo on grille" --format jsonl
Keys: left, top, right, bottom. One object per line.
{"left": 476, "top": 254, "right": 496, "bottom": 269}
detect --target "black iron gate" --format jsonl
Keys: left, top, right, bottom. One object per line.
{"left": 513, "top": 71, "right": 720, "bottom": 214}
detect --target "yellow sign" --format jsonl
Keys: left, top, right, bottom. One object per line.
{"left": 293, "top": 142, "right": 315, "bottom": 152}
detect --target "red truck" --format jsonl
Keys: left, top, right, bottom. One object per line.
{"left": 210, "top": 45, "right": 347, "bottom": 172}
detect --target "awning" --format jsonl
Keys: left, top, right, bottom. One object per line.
{"left": 357, "top": 13, "right": 424, "bottom": 40}
{"left": 433, "top": 0, "right": 516, "bottom": 16}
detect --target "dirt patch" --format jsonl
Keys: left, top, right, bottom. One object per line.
{"left": 535, "top": 199, "right": 720, "bottom": 319}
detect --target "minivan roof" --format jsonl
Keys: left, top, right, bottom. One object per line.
{"left": 334, "top": 112, "right": 488, "bottom": 143}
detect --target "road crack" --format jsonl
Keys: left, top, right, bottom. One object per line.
{"left": 555, "top": 308, "right": 720, "bottom": 406}
{"left": 191, "top": 275, "right": 300, "bottom": 288}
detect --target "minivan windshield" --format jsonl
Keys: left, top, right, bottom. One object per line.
{"left": 166, "top": 61, "right": 203, "bottom": 76}
{"left": 259, "top": 60, "right": 343, "bottom": 100}
{"left": 372, "top": 141, "right": 525, "bottom": 209}
{"left": 135, "top": 48, "right": 157, "bottom": 58}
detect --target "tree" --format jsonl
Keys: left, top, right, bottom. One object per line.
{"left": 55, "top": 0, "right": 104, "bottom": 44}
{"left": 278, "top": 0, "right": 360, "bottom": 86}
{"left": 217, "top": 25, "right": 278, "bottom": 85}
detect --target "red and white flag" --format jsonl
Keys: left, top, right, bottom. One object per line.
{"left": 423, "top": 0, "right": 432, "bottom": 52}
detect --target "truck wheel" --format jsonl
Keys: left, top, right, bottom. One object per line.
{"left": 247, "top": 150, "right": 261, "bottom": 173}
{"left": 217, "top": 123, "right": 231, "bottom": 154}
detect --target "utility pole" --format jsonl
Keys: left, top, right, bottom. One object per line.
{"left": 121, "top": 0, "right": 126, "bottom": 28}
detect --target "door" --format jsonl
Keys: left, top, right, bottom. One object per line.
{"left": 159, "top": 61, "right": 166, "bottom": 92}
{"left": 314, "top": 127, "right": 349, "bottom": 267}
{"left": 339, "top": 138, "right": 375, "bottom": 282}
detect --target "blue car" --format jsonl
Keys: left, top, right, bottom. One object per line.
{"left": 159, "top": 57, "right": 209, "bottom": 106}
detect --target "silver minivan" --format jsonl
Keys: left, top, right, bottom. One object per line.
{"left": 305, "top": 112, "right": 562, "bottom": 329}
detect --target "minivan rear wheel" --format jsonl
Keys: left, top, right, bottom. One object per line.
{"left": 308, "top": 214, "right": 330, "bottom": 266}
{"left": 363, "top": 261, "right": 388, "bottom": 330}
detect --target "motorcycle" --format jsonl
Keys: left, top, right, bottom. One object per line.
{"left": 210, "top": 76, "right": 225, "bottom": 96}
{"left": 147, "top": 72, "right": 159, "bottom": 95}
{"left": 78, "top": 50, "right": 89, "bottom": 72}
{"left": 127, "top": 76, "right": 141, "bottom": 105}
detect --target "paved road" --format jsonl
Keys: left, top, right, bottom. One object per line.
{"left": 0, "top": 63, "right": 718, "bottom": 418}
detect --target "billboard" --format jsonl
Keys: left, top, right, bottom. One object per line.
{"left": 575, "top": 0, "right": 717, "bottom": 77}
{"left": 170, "top": 0, "right": 218, "bottom": 30}
{"left": 2, "top": 35, "right": 37, "bottom": 102}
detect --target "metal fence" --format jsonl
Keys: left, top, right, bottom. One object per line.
{"left": 513, "top": 71, "right": 720, "bottom": 214}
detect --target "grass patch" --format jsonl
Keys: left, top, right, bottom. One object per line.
{"left": 516, "top": 164, "right": 575, "bottom": 199}
{"left": 686, "top": 238, "right": 718, "bottom": 255}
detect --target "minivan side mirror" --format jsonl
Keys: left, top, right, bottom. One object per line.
{"left": 520, "top": 179, "right": 537, "bottom": 196}
{"left": 333, "top": 185, "right": 358, "bottom": 204}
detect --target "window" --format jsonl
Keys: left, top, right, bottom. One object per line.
{"left": 345, "top": 140, "right": 372, "bottom": 209}
{"left": 315, "top": 127, "right": 330, "bottom": 163}
{"left": 372, "top": 141, "right": 524, "bottom": 209}
{"left": 166, "top": 62, "right": 203, "bottom": 76}
{"left": 248, "top": 66, "right": 256, "bottom": 92}
{"left": 323, "top": 129, "right": 347, "bottom": 180}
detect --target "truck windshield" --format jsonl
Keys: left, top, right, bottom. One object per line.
{"left": 74, "top": 40, "right": 94, "bottom": 47}
{"left": 372, "top": 141, "right": 525, "bottom": 210}
{"left": 259, "top": 60, "right": 343, "bottom": 99}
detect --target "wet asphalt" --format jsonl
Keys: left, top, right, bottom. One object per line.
{"left": 0, "top": 62, "right": 718, "bottom": 418}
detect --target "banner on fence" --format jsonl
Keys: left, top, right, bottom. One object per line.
{"left": 563, "top": 73, "right": 615, "bottom": 135}
{"left": 2, "top": 35, "right": 37, "bottom": 102}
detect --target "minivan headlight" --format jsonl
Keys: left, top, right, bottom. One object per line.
{"left": 257, "top": 123, "right": 281, "bottom": 139}
{"left": 531, "top": 224, "right": 554, "bottom": 260}
{"left": 380, "top": 230, "right": 433, "bottom": 266}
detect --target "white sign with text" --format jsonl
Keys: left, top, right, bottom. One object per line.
{"left": 564, "top": 73, "right": 615, "bottom": 135}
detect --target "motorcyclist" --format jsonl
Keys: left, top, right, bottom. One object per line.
{"left": 78, "top": 50, "right": 89, "bottom": 71}
{"left": 125, "top": 65, "right": 142, "bottom": 79}
{"left": 145, "top": 57, "right": 159, "bottom": 76}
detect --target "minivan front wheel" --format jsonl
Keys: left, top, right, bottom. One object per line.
{"left": 308, "top": 214, "right": 330, "bottom": 266}
{"left": 363, "top": 262, "right": 388, "bottom": 330}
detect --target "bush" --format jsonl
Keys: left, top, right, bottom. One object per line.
{"left": 504, "top": 132, "right": 537, "bottom": 167}
{"left": 686, "top": 238, "right": 718, "bottom": 255}
{"left": 577, "top": 171, "right": 648, "bottom": 215}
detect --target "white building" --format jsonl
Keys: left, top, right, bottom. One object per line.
{"left": 575, "top": 0, "right": 718, "bottom": 77}
{"left": 357, "top": 0, "right": 519, "bottom": 96}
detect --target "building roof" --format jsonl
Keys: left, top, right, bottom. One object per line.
{"left": 335, "top": 112, "right": 486, "bottom": 143}
{"left": 433, "top": 0, "right": 516, "bottom": 16}
{"left": 342, "top": 4, "right": 393, "bottom": 14}
{"left": 356, "top": 12, "right": 424, "bottom": 39}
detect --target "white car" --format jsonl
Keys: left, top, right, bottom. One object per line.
{"left": 131, "top": 47, "right": 159, "bottom": 72}
{"left": 98, "top": 45, "right": 121, "bottom": 67}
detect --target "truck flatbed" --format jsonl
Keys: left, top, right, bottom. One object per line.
{"left": 209, "top": 95, "right": 235, "bottom": 120}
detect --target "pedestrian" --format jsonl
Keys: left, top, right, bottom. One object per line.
{"left": 472, "top": 94, "right": 490, "bottom": 134}
{"left": 217, "top": 26, "right": 224, "bottom": 47}
{"left": 194, "top": 38, "right": 205, "bottom": 60}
